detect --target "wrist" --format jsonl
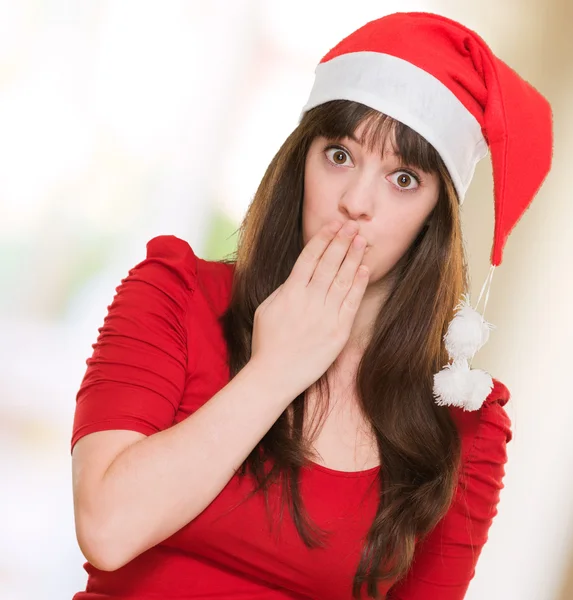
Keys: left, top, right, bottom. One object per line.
{"left": 243, "top": 357, "right": 299, "bottom": 407}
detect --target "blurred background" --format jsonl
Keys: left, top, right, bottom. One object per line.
{"left": 0, "top": 1, "right": 571, "bottom": 599}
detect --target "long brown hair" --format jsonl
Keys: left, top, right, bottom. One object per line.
{"left": 219, "top": 100, "right": 466, "bottom": 598}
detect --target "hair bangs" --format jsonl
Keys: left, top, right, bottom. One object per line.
{"left": 307, "top": 100, "right": 445, "bottom": 177}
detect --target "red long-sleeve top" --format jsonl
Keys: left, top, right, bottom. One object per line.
{"left": 71, "top": 235, "right": 512, "bottom": 600}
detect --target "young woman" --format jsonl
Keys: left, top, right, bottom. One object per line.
{"left": 70, "top": 11, "right": 553, "bottom": 600}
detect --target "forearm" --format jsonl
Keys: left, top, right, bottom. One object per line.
{"left": 79, "top": 358, "right": 294, "bottom": 570}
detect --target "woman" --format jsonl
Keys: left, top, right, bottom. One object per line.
{"left": 70, "top": 11, "right": 553, "bottom": 600}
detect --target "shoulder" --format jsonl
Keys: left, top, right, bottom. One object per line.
{"left": 131, "top": 235, "right": 199, "bottom": 291}
{"left": 132, "top": 235, "right": 235, "bottom": 298}
{"left": 450, "top": 377, "right": 513, "bottom": 464}
{"left": 136, "top": 235, "right": 237, "bottom": 331}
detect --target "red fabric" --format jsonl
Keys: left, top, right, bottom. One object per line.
{"left": 71, "top": 235, "right": 512, "bottom": 600}
{"left": 320, "top": 11, "right": 553, "bottom": 266}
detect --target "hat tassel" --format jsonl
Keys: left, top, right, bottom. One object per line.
{"left": 433, "top": 266, "right": 497, "bottom": 411}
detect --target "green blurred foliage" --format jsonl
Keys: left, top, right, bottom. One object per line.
{"left": 203, "top": 207, "right": 240, "bottom": 263}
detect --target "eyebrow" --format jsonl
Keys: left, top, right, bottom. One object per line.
{"left": 343, "top": 132, "right": 400, "bottom": 158}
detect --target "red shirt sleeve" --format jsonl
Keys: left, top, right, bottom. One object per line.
{"left": 387, "top": 383, "right": 512, "bottom": 600}
{"left": 71, "top": 235, "right": 197, "bottom": 451}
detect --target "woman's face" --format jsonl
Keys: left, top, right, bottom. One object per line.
{"left": 302, "top": 122, "right": 441, "bottom": 285}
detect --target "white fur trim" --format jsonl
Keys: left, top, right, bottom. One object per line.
{"left": 300, "top": 51, "right": 489, "bottom": 204}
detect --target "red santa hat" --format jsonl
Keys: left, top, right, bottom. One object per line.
{"left": 300, "top": 11, "right": 553, "bottom": 411}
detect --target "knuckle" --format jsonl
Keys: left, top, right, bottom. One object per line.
{"left": 333, "top": 273, "right": 351, "bottom": 289}
{"left": 301, "top": 246, "right": 320, "bottom": 263}
{"left": 343, "top": 294, "right": 358, "bottom": 310}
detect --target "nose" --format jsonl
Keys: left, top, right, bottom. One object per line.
{"left": 338, "top": 176, "right": 376, "bottom": 221}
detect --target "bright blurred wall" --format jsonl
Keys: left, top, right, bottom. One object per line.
{"left": 0, "top": 1, "right": 571, "bottom": 599}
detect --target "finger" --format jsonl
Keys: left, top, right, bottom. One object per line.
{"left": 286, "top": 220, "right": 344, "bottom": 288}
{"left": 325, "top": 234, "right": 367, "bottom": 309}
{"left": 259, "top": 284, "right": 283, "bottom": 310}
{"left": 308, "top": 220, "right": 358, "bottom": 292}
{"left": 266, "top": 284, "right": 283, "bottom": 304}
{"left": 339, "top": 265, "right": 370, "bottom": 326}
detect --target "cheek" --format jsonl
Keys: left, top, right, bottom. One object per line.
{"left": 302, "top": 161, "right": 335, "bottom": 245}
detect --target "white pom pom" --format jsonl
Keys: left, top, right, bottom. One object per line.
{"left": 433, "top": 359, "right": 494, "bottom": 411}
{"left": 444, "top": 294, "right": 496, "bottom": 361}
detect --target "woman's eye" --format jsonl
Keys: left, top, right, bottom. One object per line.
{"left": 325, "top": 146, "right": 353, "bottom": 166}
{"left": 390, "top": 170, "right": 420, "bottom": 191}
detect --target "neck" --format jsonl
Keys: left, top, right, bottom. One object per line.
{"left": 346, "top": 276, "right": 391, "bottom": 347}
{"left": 325, "top": 278, "right": 391, "bottom": 388}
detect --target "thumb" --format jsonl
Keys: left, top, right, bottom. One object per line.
{"left": 259, "top": 284, "right": 283, "bottom": 309}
